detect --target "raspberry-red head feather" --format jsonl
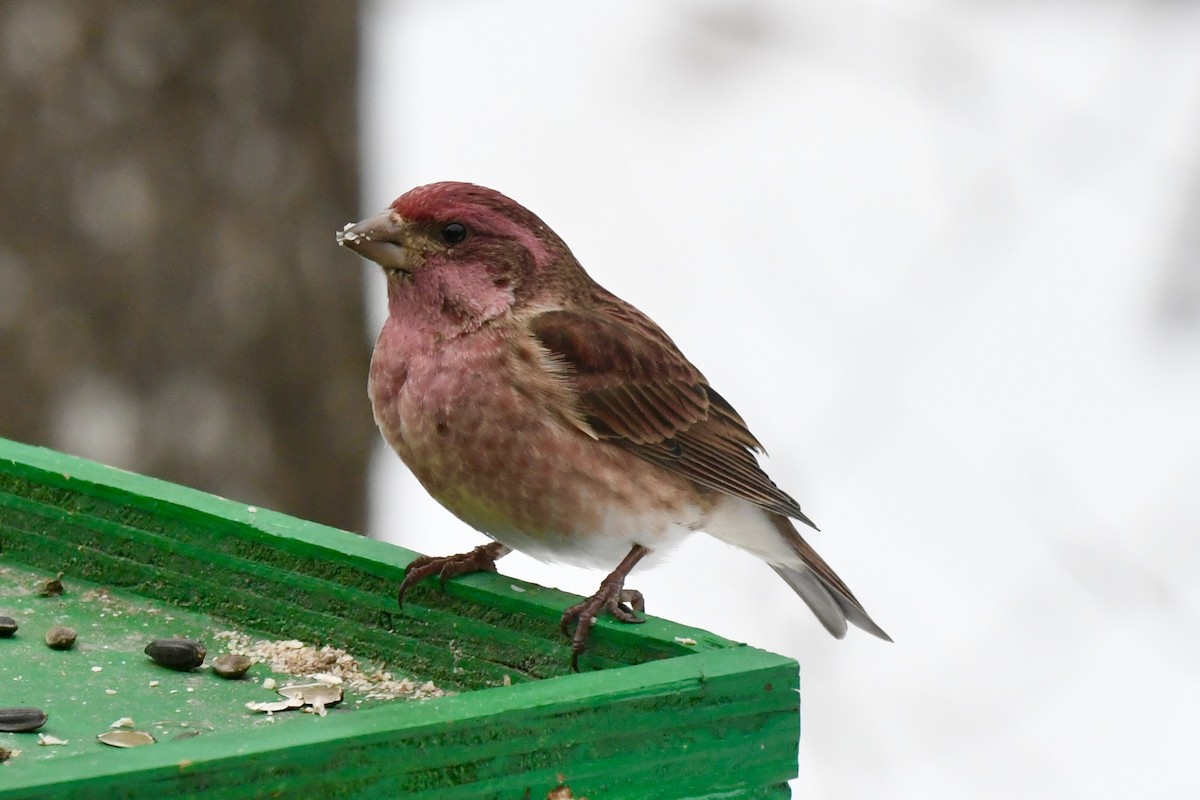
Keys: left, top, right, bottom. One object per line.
{"left": 390, "top": 182, "right": 568, "bottom": 269}
{"left": 390, "top": 182, "right": 521, "bottom": 224}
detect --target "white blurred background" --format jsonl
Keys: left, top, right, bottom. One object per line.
{"left": 357, "top": 2, "right": 1200, "bottom": 798}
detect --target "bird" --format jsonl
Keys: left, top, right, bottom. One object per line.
{"left": 337, "top": 182, "right": 890, "bottom": 669}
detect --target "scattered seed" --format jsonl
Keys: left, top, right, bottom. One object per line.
{"left": 44, "top": 625, "right": 77, "bottom": 650}
{"left": 213, "top": 631, "right": 441, "bottom": 701}
{"left": 109, "top": 717, "right": 135, "bottom": 729}
{"left": 36, "top": 573, "right": 64, "bottom": 597}
{"left": 0, "top": 747, "right": 11, "bottom": 762}
{"left": 0, "top": 707, "right": 48, "bottom": 733}
{"left": 97, "top": 730, "right": 156, "bottom": 748}
{"left": 211, "top": 653, "right": 252, "bottom": 679}
{"left": 0, "top": 616, "right": 17, "bottom": 637}
{"left": 144, "top": 638, "right": 206, "bottom": 671}
{"left": 37, "top": 733, "right": 68, "bottom": 746}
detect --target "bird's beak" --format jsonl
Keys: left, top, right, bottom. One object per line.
{"left": 336, "top": 211, "right": 413, "bottom": 274}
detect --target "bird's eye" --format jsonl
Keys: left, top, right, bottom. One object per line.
{"left": 440, "top": 222, "right": 468, "bottom": 245}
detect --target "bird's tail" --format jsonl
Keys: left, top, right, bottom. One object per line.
{"left": 770, "top": 515, "right": 892, "bottom": 641}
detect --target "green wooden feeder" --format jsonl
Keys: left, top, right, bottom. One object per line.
{"left": 0, "top": 437, "right": 799, "bottom": 799}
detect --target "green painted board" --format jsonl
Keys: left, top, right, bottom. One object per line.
{"left": 0, "top": 437, "right": 799, "bottom": 799}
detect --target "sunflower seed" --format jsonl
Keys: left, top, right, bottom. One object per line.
{"left": 0, "top": 707, "right": 48, "bottom": 733}
{"left": 144, "top": 638, "right": 206, "bottom": 671}
{"left": 44, "top": 625, "right": 77, "bottom": 650}
{"left": 211, "top": 653, "right": 252, "bottom": 679}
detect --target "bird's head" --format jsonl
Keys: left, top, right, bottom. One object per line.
{"left": 338, "top": 182, "right": 586, "bottom": 328}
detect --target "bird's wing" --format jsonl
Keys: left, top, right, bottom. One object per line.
{"left": 528, "top": 300, "right": 815, "bottom": 527}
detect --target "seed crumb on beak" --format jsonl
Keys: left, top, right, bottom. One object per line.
{"left": 336, "top": 222, "right": 370, "bottom": 246}
{"left": 336, "top": 213, "right": 413, "bottom": 274}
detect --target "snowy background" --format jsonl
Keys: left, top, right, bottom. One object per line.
{"left": 355, "top": 2, "right": 1200, "bottom": 798}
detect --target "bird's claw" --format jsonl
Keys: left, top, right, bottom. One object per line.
{"left": 560, "top": 588, "right": 646, "bottom": 672}
{"left": 396, "top": 542, "right": 507, "bottom": 607}
{"left": 609, "top": 589, "right": 645, "bottom": 621}
{"left": 559, "top": 544, "right": 650, "bottom": 671}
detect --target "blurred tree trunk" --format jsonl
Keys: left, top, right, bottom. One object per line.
{"left": 0, "top": 0, "right": 376, "bottom": 533}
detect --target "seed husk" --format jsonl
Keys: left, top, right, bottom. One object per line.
{"left": 211, "top": 653, "right": 252, "bottom": 679}
{"left": 245, "top": 698, "right": 303, "bottom": 713}
{"left": 97, "top": 730, "right": 156, "bottom": 748}
{"left": 278, "top": 682, "right": 343, "bottom": 708}
{"left": 281, "top": 682, "right": 343, "bottom": 716}
{"left": 37, "top": 573, "right": 64, "bottom": 597}
{"left": 144, "top": 638, "right": 206, "bottom": 671}
{"left": 44, "top": 625, "right": 77, "bottom": 650}
{"left": 245, "top": 681, "right": 345, "bottom": 715}
{"left": 0, "top": 707, "right": 48, "bottom": 733}
{"left": 0, "top": 615, "right": 17, "bottom": 637}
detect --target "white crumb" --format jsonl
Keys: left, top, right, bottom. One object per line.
{"left": 214, "top": 631, "right": 444, "bottom": 701}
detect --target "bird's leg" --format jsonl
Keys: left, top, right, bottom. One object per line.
{"left": 560, "top": 544, "right": 650, "bottom": 671}
{"left": 397, "top": 541, "right": 512, "bottom": 607}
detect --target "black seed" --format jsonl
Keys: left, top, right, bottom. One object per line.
{"left": 144, "top": 638, "right": 206, "bottom": 671}
{"left": 0, "top": 707, "right": 48, "bottom": 733}
{"left": 0, "top": 616, "right": 17, "bottom": 637}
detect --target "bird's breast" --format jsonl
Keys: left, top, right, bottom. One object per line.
{"left": 367, "top": 323, "right": 707, "bottom": 567}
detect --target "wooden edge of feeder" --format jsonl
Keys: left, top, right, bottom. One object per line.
{"left": 0, "top": 436, "right": 801, "bottom": 799}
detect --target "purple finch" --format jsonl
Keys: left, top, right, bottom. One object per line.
{"left": 338, "top": 182, "right": 889, "bottom": 668}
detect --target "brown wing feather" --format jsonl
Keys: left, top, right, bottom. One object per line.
{"left": 528, "top": 296, "right": 816, "bottom": 528}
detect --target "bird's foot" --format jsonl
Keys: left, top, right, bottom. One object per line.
{"left": 397, "top": 541, "right": 510, "bottom": 607}
{"left": 560, "top": 544, "right": 650, "bottom": 671}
